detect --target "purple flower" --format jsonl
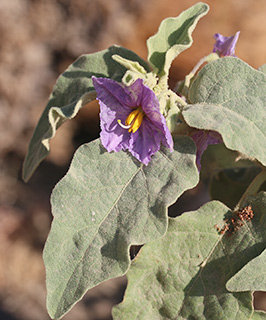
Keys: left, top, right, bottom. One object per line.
{"left": 92, "top": 77, "right": 173, "bottom": 165}
{"left": 190, "top": 130, "right": 223, "bottom": 170}
{"left": 213, "top": 31, "right": 240, "bottom": 57}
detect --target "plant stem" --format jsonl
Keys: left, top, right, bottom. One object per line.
{"left": 182, "top": 52, "right": 219, "bottom": 97}
{"left": 235, "top": 168, "right": 266, "bottom": 211}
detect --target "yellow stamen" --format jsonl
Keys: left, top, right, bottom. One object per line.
{"left": 125, "top": 109, "right": 140, "bottom": 126}
{"left": 118, "top": 107, "right": 144, "bottom": 133}
{"left": 128, "top": 111, "right": 144, "bottom": 133}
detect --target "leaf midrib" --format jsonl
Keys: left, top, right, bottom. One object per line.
{"left": 49, "top": 161, "right": 147, "bottom": 319}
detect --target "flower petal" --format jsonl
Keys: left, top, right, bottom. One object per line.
{"left": 93, "top": 76, "right": 173, "bottom": 164}
{"left": 92, "top": 77, "right": 133, "bottom": 112}
{"left": 140, "top": 82, "right": 173, "bottom": 150}
{"left": 127, "top": 81, "right": 173, "bottom": 164}
{"left": 128, "top": 116, "right": 173, "bottom": 165}
{"left": 190, "top": 130, "right": 223, "bottom": 170}
{"left": 213, "top": 31, "right": 240, "bottom": 57}
{"left": 128, "top": 121, "right": 164, "bottom": 165}
{"left": 100, "top": 111, "right": 130, "bottom": 153}
{"left": 124, "top": 78, "right": 144, "bottom": 107}
{"left": 92, "top": 77, "right": 133, "bottom": 152}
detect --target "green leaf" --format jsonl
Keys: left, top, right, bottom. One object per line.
{"left": 22, "top": 46, "right": 150, "bottom": 182}
{"left": 227, "top": 192, "right": 266, "bottom": 292}
{"left": 258, "top": 64, "right": 266, "bottom": 74}
{"left": 182, "top": 57, "right": 266, "bottom": 166}
{"left": 113, "top": 192, "right": 266, "bottom": 320}
{"left": 251, "top": 311, "right": 266, "bottom": 319}
{"left": 227, "top": 249, "right": 266, "bottom": 292}
{"left": 147, "top": 2, "right": 209, "bottom": 76}
{"left": 43, "top": 136, "right": 198, "bottom": 319}
{"left": 112, "top": 54, "right": 148, "bottom": 75}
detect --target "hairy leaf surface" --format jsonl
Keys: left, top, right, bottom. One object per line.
{"left": 113, "top": 192, "right": 266, "bottom": 320}
{"left": 226, "top": 192, "right": 266, "bottom": 292}
{"left": 44, "top": 136, "right": 198, "bottom": 319}
{"left": 23, "top": 46, "right": 150, "bottom": 181}
{"left": 250, "top": 311, "right": 266, "bottom": 319}
{"left": 227, "top": 249, "right": 266, "bottom": 292}
{"left": 258, "top": 64, "right": 266, "bottom": 74}
{"left": 147, "top": 2, "right": 209, "bottom": 76}
{"left": 183, "top": 57, "right": 266, "bottom": 166}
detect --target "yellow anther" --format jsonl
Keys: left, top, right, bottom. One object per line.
{"left": 118, "top": 107, "right": 144, "bottom": 133}
{"left": 125, "top": 109, "right": 141, "bottom": 126}
{"left": 128, "top": 111, "right": 144, "bottom": 133}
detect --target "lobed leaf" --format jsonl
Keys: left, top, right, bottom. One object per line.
{"left": 182, "top": 57, "right": 266, "bottom": 166}
{"left": 226, "top": 249, "right": 266, "bottom": 292}
{"left": 147, "top": 2, "right": 209, "bottom": 76}
{"left": 43, "top": 136, "right": 199, "bottom": 319}
{"left": 226, "top": 191, "right": 266, "bottom": 293}
{"left": 113, "top": 192, "right": 266, "bottom": 320}
{"left": 22, "top": 46, "right": 150, "bottom": 182}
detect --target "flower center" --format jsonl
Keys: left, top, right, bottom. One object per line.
{"left": 118, "top": 107, "right": 144, "bottom": 133}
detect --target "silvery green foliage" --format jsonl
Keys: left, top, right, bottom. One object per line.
{"left": 147, "top": 2, "right": 209, "bottom": 77}
{"left": 44, "top": 137, "right": 198, "bottom": 319}
{"left": 113, "top": 192, "right": 266, "bottom": 320}
{"left": 22, "top": 46, "right": 150, "bottom": 182}
{"left": 183, "top": 57, "right": 266, "bottom": 167}
{"left": 23, "top": 2, "right": 266, "bottom": 319}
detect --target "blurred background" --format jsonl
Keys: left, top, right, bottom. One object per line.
{"left": 0, "top": 0, "right": 265, "bottom": 319}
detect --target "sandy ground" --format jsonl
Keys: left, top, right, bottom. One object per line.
{"left": 0, "top": 0, "right": 265, "bottom": 319}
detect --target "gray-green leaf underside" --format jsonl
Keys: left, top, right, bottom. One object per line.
{"left": 22, "top": 46, "right": 150, "bottom": 182}
{"left": 147, "top": 2, "right": 209, "bottom": 76}
{"left": 44, "top": 136, "right": 199, "bottom": 319}
{"left": 182, "top": 57, "right": 266, "bottom": 166}
{"left": 113, "top": 192, "right": 266, "bottom": 320}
